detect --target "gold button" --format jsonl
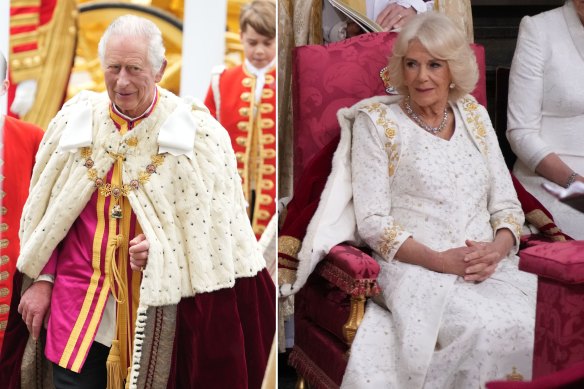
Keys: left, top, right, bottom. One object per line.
{"left": 0, "top": 191, "right": 5, "bottom": 199}
{"left": 256, "top": 210, "right": 271, "bottom": 221}
{"left": 259, "top": 194, "right": 272, "bottom": 205}
{"left": 260, "top": 104, "right": 274, "bottom": 114}
{"left": 261, "top": 134, "right": 276, "bottom": 145}
{"left": 0, "top": 305, "right": 8, "bottom": 314}
{"left": 242, "top": 78, "right": 253, "bottom": 87}
{"left": 0, "top": 288, "right": 9, "bottom": 297}
{"left": 262, "top": 149, "right": 276, "bottom": 159}
{"left": 236, "top": 137, "right": 248, "bottom": 146}
{"left": 0, "top": 239, "right": 8, "bottom": 249}
{"left": 0, "top": 321, "right": 6, "bottom": 330}
{"left": 11, "top": 59, "right": 20, "bottom": 68}
{"left": 0, "top": 272, "right": 8, "bottom": 281}
{"left": 255, "top": 225, "right": 266, "bottom": 235}
{"left": 262, "top": 89, "right": 274, "bottom": 99}
{"left": 260, "top": 119, "right": 275, "bottom": 129}
{"left": 1, "top": 207, "right": 6, "bottom": 216}
{"left": 240, "top": 92, "right": 251, "bottom": 102}
{"left": 0, "top": 223, "right": 7, "bottom": 232}
{"left": 237, "top": 122, "right": 249, "bottom": 132}
{"left": 265, "top": 75, "right": 275, "bottom": 84}
{"left": 261, "top": 180, "right": 274, "bottom": 190}
{"left": 0, "top": 256, "right": 8, "bottom": 266}
{"left": 262, "top": 165, "right": 276, "bottom": 175}
{"left": 235, "top": 152, "right": 245, "bottom": 163}
{"left": 238, "top": 107, "right": 249, "bottom": 117}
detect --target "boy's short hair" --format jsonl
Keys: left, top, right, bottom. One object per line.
{"left": 239, "top": 0, "right": 276, "bottom": 39}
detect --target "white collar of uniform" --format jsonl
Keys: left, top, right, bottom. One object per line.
{"left": 245, "top": 58, "right": 276, "bottom": 101}
{"left": 244, "top": 57, "right": 276, "bottom": 77}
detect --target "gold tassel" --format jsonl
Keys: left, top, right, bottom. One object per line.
{"left": 107, "top": 340, "right": 124, "bottom": 389}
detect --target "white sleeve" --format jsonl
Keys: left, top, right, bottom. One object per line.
{"left": 396, "top": 0, "right": 429, "bottom": 13}
{"left": 323, "top": 0, "right": 348, "bottom": 42}
{"left": 507, "top": 16, "right": 552, "bottom": 172}
{"left": 351, "top": 111, "right": 411, "bottom": 261}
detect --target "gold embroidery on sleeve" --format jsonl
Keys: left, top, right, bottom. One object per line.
{"left": 378, "top": 224, "right": 404, "bottom": 257}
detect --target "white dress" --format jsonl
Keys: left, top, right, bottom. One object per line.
{"left": 507, "top": 0, "right": 584, "bottom": 239}
{"left": 342, "top": 102, "right": 537, "bottom": 388}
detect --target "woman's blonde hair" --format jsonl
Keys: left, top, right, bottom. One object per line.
{"left": 388, "top": 12, "right": 478, "bottom": 102}
{"left": 240, "top": 0, "right": 276, "bottom": 39}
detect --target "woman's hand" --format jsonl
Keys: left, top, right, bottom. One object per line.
{"left": 461, "top": 240, "right": 505, "bottom": 282}
{"left": 438, "top": 246, "right": 473, "bottom": 277}
{"left": 439, "top": 243, "right": 499, "bottom": 281}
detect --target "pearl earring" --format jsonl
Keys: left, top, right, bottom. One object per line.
{"left": 449, "top": 82, "right": 455, "bottom": 89}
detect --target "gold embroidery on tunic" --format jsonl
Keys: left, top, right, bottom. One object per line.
{"left": 461, "top": 97, "right": 488, "bottom": 154}
{"left": 378, "top": 225, "right": 404, "bottom": 257}
{"left": 364, "top": 103, "right": 399, "bottom": 177}
{"left": 492, "top": 214, "right": 522, "bottom": 241}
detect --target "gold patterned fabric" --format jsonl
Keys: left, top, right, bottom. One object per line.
{"left": 9, "top": 0, "right": 77, "bottom": 129}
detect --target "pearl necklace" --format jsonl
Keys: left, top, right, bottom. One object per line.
{"left": 403, "top": 96, "right": 448, "bottom": 134}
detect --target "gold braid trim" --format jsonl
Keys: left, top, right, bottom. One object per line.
{"left": 526, "top": 209, "right": 553, "bottom": 230}
{"left": 278, "top": 268, "right": 297, "bottom": 286}
{"left": 19, "top": 0, "right": 77, "bottom": 130}
{"left": 525, "top": 210, "right": 566, "bottom": 241}
{"left": 278, "top": 235, "right": 301, "bottom": 258}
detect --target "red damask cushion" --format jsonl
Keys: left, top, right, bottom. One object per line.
{"left": 318, "top": 244, "right": 380, "bottom": 296}
{"left": 292, "top": 31, "right": 487, "bottom": 185}
{"left": 519, "top": 241, "right": 584, "bottom": 283}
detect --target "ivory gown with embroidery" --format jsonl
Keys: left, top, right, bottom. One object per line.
{"left": 341, "top": 101, "right": 537, "bottom": 389}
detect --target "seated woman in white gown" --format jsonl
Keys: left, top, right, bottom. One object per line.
{"left": 507, "top": 0, "right": 584, "bottom": 240}
{"left": 292, "top": 13, "right": 537, "bottom": 389}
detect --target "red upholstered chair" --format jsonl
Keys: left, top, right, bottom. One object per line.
{"left": 284, "top": 31, "right": 487, "bottom": 389}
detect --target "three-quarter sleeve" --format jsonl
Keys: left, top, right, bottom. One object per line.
{"left": 507, "top": 16, "right": 552, "bottom": 172}
{"left": 477, "top": 105, "right": 525, "bottom": 252}
{"left": 351, "top": 111, "right": 411, "bottom": 261}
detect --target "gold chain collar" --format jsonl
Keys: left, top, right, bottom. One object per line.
{"left": 81, "top": 147, "right": 166, "bottom": 200}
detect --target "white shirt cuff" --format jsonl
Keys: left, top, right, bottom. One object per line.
{"left": 35, "top": 274, "right": 55, "bottom": 283}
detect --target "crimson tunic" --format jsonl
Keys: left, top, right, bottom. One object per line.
{"left": 205, "top": 64, "right": 277, "bottom": 239}
{"left": 0, "top": 116, "right": 44, "bottom": 353}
